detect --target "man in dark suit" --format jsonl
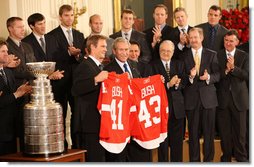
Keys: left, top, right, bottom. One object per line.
{"left": 216, "top": 30, "right": 248, "bottom": 162}
{"left": 171, "top": 7, "right": 192, "bottom": 61}
{"left": 71, "top": 35, "right": 108, "bottom": 161}
{"left": 22, "top": 13, "right": 64, "bottom": 80}
{"left": 6, "top": 17, "right": 36, "bottom": 87}
{"left": 196, "top": 5, "right": 228, "bottom": 142}
{"left": 129, "top": 40, "right": 153, "bottom": 77}
{"left": 0, "top": 40, "right": 32, "bottom": 155}
{"left": 183, "top": 27, "right": 220, "bottom": 162}
{"left": 152, "top": 40, "right": 185, "bottom": 162}
{"left": 143, "top": 4, "right": 174, "bottom": 61}
{"left": 48, "top": 4, "right": 85, "bottom": 149}
{"left": 196, "top": 5, "right": 228, "bottom": 53}
{"left": 109, "top": 9, "right": 151, "bottom": 64}
{"left": 104, "top": 37, "right": 151, "bottom": 162}
{"left": 6, "top": 17, "right": 36, "bottom": 152}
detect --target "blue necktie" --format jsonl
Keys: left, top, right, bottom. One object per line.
{"left": 209, "top": 27, "right": 215, "bottom": 49}
{"left": 123, "top": 63, "right": 130, "bottom": 73}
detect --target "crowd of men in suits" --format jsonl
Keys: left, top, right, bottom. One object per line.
{"left": 0, "top": 3, "right": 249, "bottom": 162}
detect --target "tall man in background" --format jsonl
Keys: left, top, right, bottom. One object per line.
{"left": 48, "top": 4, "right": 85, "bottom": 149}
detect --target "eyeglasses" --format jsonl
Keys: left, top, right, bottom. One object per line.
{"left": 160, "top": 49, "right": 173, "bottom": 54}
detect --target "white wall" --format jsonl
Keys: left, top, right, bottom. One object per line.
{"left": 182, "top": 0, "right": 219, "bottom": 27}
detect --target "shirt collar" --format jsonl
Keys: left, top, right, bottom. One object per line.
{"left": 209, "top": 23, "right": 219, "bottom": 31}
{"left": 226, "top": 48, "right": 236, "bottom": 57}
{"left": 33, "top": 32, "right": 44, "bottom": 41}
{"left": 161, "top": 59, "right": 171, "bottom": 67}
{"left": 9, "top": 36, "right": 21, "bottom": 47}
{"left": 121, "top": 29, "right": 132, "bottom": 37}
{"left": 60, "top": 25, "right": 72, "bottom": 32}
{"left": 178, "top": 25, "right": 189, "bottom": 33}
{"left": 89, "top": 55, "right": 101, "bottom": 66}
{"left": 191, "top": 47, "right": 203, "bottom": 56}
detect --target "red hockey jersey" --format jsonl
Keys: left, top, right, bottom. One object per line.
{"left": 97, "top": 72, "right": 134, "bottom": 153}
{"left": 130, "top": 74, "right": 169, "bottom": 149}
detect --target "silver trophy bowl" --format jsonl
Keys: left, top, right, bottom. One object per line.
{"left": 26, "top": 62, "right": 56, "bottom": 78}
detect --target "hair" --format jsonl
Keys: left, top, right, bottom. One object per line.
{"left": 86, "top": 35, "right": 107, "bottom": 54}
{"left": 129, "top": 40, "right": 141, "bottom": 50}
{"left": 173, "top": 7, "right": 187, "bottom": 17}
{"left": 153, "top": 4, "right": 168, "bottom": 14}
{"left": 89, "top": 14, "right": 101, "bottom": 24}
{"left": 209, "top": 5, "right": 222, "bottom": 15}
{"left": 188, "top": 27, "right": 204, "bottom": 37}
{"left": 121, "top": 9, "right": 135, "bottom": 19}
{"left": 159, "top": 40, "right": 175, "bottom": 50}
{"left": 6, "top": 17, "right": 23, "bottom": 29}
{"left": 225, "top": 29, "right": 240, "bottom": 40}
{"left": 59, "top": 4, "right": 73, "bottom": 16}
{"left": 0, "top": 40, "right": 8, "bottom": 48}
{"left": 112, "top": 37, "right": 130, "bottom": 50}
{"left": 27, "top": 13, "right": 45, "bottom": 29}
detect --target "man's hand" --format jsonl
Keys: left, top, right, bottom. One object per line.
{"left": 179, "top": 32, "right": 189, "bottom": 45}
{"left": 151, "top": 25, "right": 162, "bottom": 48}
{"left": 5, "top": 54, "right": 21, "bottom": 68}
{"left": 68, "top": 46, "right": 81, "bottom": 57}
{"left": 168, "top": 75, "right": 179, "bottom": 87}
{"left": 200, "top": 69, "right": 209, "bottom": 80}
{"left": 227, "top": 56, "right": 235, "bottom": 70}
{"left": 48, "top": 70, "right": 64, "bottom": 80}
{"left": 13, "top": 82, "right": 32, "bottom": 98}
{"left": 190, "top": 67, "right": 197, "bottom": 78}
{"left": 94, "top": 71, "right": 108, "bottom": 84}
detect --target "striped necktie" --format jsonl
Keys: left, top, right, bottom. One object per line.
{"left": 0, "top": 69, "right": 7, "bottom": 84}
{"left": 165, "top": 62, "right": 170, "bottom": 80}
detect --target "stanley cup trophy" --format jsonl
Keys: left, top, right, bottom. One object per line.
{"left": 24, "top": 62, "right": 64, "bottom": 155}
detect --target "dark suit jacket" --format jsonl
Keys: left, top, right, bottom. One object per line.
{"left": 0, "top": 68, "right": 18, "bottom": 142}
{"left": 6, "top": 37, "right": 36, "bottom": 87}
{"left": 152, "top": 59, "right": 185, "bottom": 119}
{"left": 170, "top": 26, "right": 193, "bottom": 61}
{"left": 104, "top": 58, "right": 141, "bottom": 78}
{"left": 109, "top": 29, "right": 152, "bottom": 63}
{"left": 216, "top": 49, "right": 249, "bottom": 111}
{"left": 48, "top": 26, "right": 85, "bottom": 90}
{"left": 137, "top": 61, "right": 153, "bottom": 78}
{"left": 22, "top": 33, "right": 60, "bottom": 62}
{"left": 183, "top": 48, "right": 220, "bottom": 110}
{"left": 196, "top": 23, "right": 228, "bottom": 52}
{"left": 71, "top": 57, "right": 102, "bottom": 133}
{"left": 144, "top": 25, "right": 174, "bottom": 61}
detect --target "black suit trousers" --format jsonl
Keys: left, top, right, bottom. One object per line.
{"left": 186, "top": 99, "right": 215, "bottom": 162}
{"left": 217, "top": 93, "right": 247, "bottom": 162}
{"left": 168, "top": 108, "right": 184, "bottom": 162}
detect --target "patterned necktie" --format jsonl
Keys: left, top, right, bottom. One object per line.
{"left": 124, "top": 33, "right": 129, "bottom": 41}
{"left": 40, "top": 37, "right": 46, "bottom": 53}
{"left": 165, "top": 62, "right": 170, "bottom": 80}
{"left": 194, "top": 51, "right": 200, "bottom": 75}
{"left": 0, "top": 69, "right": 7, "bottom": 84}
{"left": 67, "top": 29, "right": 73, "bottom": 45}
{"left": 209, "top": 27, "right": 215, "bottom": 49}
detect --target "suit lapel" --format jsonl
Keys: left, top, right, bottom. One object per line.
{"left": 233, "top": 49, "right": 242, "bottom": 67}
{"left": 57, "top": 26, "right": 69, "bottom": 47}
{"left": 31, "top": 33, "right": 46, "bottom": 59}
